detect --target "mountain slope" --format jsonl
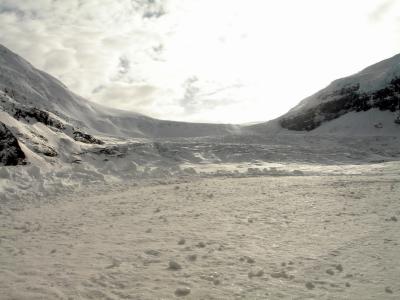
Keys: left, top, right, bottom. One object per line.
{"left": 250, "top": 53, "right": 400, "bottom": 135}
{"left": 0, "top": 44, "right": 238, "bottom": 138}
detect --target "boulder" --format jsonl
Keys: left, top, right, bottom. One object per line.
{"left": 0, "top": 122, "right": 26, "bottom": 165}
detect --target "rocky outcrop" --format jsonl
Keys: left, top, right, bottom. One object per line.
{"left": 0, "top": 122, "right": 26, "bottom": 165}
{"left": 32, "top": 144, "right": 58, "bottom": 157}
{"left": 13, "top": 107, "right": 65, "bottom": 130}
{"left": 73, "top": 131, "right": 104, "bottom": 145}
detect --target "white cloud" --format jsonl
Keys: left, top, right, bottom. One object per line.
{"left": 0, "top": 0, "right": 399, "bottom": 123}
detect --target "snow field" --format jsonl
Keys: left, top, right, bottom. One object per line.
{"left": 0, "top": 172, "right": 399, "bottom": 299}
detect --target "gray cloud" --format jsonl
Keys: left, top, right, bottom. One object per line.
{"left": 180, "top": 76, "right": 200, "bottom": 113}
{"left": 98, "top": 83, "right": 158, "bottom": 106}
{"left": 369, "top": 0, "right": 396, "bottom": 22}
{"left": 179, "top": 76, "right": 243, "bottom": 114}
{"left": 0, "top": 0, "right": 170, "bottom": 109}
{"left": 127, "top": 0, "right": 167, "bottom": 19}
{"left": 111, "top": 56, "right": 131, "bottom": 82}
{"left": 118, "top": 57, "right": 131, "bottom": 75}
{"left": 94, "top": 83, "right": 172, "bottom": 117}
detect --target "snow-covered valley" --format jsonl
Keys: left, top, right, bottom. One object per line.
{"left": 1, "top": 43, "right": 400, "bottom": 299}
{"left": 2, "top": 128, "right": 400, "bottom": 299}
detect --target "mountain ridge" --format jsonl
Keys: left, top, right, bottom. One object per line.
{"left": 250, "top": 52, "right": 400, "bottom": 134}
{"left": 0, "top": 44, "right": 239, "bottom": 138}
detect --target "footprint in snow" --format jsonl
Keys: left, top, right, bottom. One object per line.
{"left": 248, "top": 268, "right": 264, "bottom": 278}
{"left": 305, "top": 282, "right": 315, "bottom": 290}
{"left": 326, "top": 269, "right": 335, "bottom": 276}
{"left": 175, "top": 287, "right": 191, "bottom": 296}
{"left": 186, "top": 254, "right": 197, "bottom": 262}
{"left": 335, "top": 264, "right": 343, "bottom": 272}
{"left": 144, "top": 249, "right": 160, "bottom": 256}
{"left": 270, "top": 270, "right": 294, "bottom": 280}
{"left": 239, "top": 256, "right": 255, "bottom": 263}
{"left": 105, "top": 258, "right": 121, "bottom": 269}
{"left": 168, "top": 260, "right": 182, "bottom": 270}
{"left": 196, "top": 241, "right": 206, "bottom": 248}
{"left": 385, "top": 287, "right": 393, "bottom": 294}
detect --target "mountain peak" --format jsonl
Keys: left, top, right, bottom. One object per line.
{"left": 277, "top": 53, "right": 400, "bottom": 132}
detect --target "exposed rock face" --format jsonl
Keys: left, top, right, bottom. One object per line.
{"left": 13, "top": 107, "right": 65, "bottom": 130}
{"left": 1, "top": 93, "right": 103, "bottom": 147}
{"left": 0, "top": 122, "right": 26, "bottom": 165}
{"left": 32, "top": 144, "right": 58, "bottom": 157}
{"left": 281, "top": 78, "right": 400, "bottom": 131}
{"left": 73, "top": 131, "right": 104, "bottom": 145}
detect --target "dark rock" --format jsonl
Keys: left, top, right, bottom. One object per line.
{"left": 32, "top": 144, "right": 58, "bottom": 157}
{"left": 73, "top": 131, "right": 103, "bottom": 145}
{"left": 0, "top": 122, "right": 26, "bottom": 165}
{"left": 14, "top": 107, "right": 65, "bottom": 130}
{"left": 93, "top": 146, "right": 125, "bottom": 156}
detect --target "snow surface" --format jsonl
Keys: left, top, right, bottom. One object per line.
{"left": 1, "top": 168, "right": 399, "bottom": 299}
{"left": 310, "top": 109, "right": 400, "bottom": 136}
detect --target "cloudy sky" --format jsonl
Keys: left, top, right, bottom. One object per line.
{"left": 0, "top": 0, "right": 399, "bottom": 123}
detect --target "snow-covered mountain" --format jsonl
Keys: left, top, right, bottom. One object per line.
{"left": 3, "top": 44, "right": 400, "bottom": 204}
{"left": 251, "top": 53, "right": 400, "bottom": 135}
{"left": 0, "top": 43, "right": 243, "bottom": 168}
{"left": 0, "top": 44, "right": 238, "bottom": 139}
{"left": 1, "top": 42, "right": 400, "bottom": 172}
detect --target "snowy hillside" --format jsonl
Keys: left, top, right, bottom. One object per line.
{"left": 251, "top": 53, "right": 400, "bottom": 135}
{"left": 0, "top": 44, "right": 238, "bottom": 139}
